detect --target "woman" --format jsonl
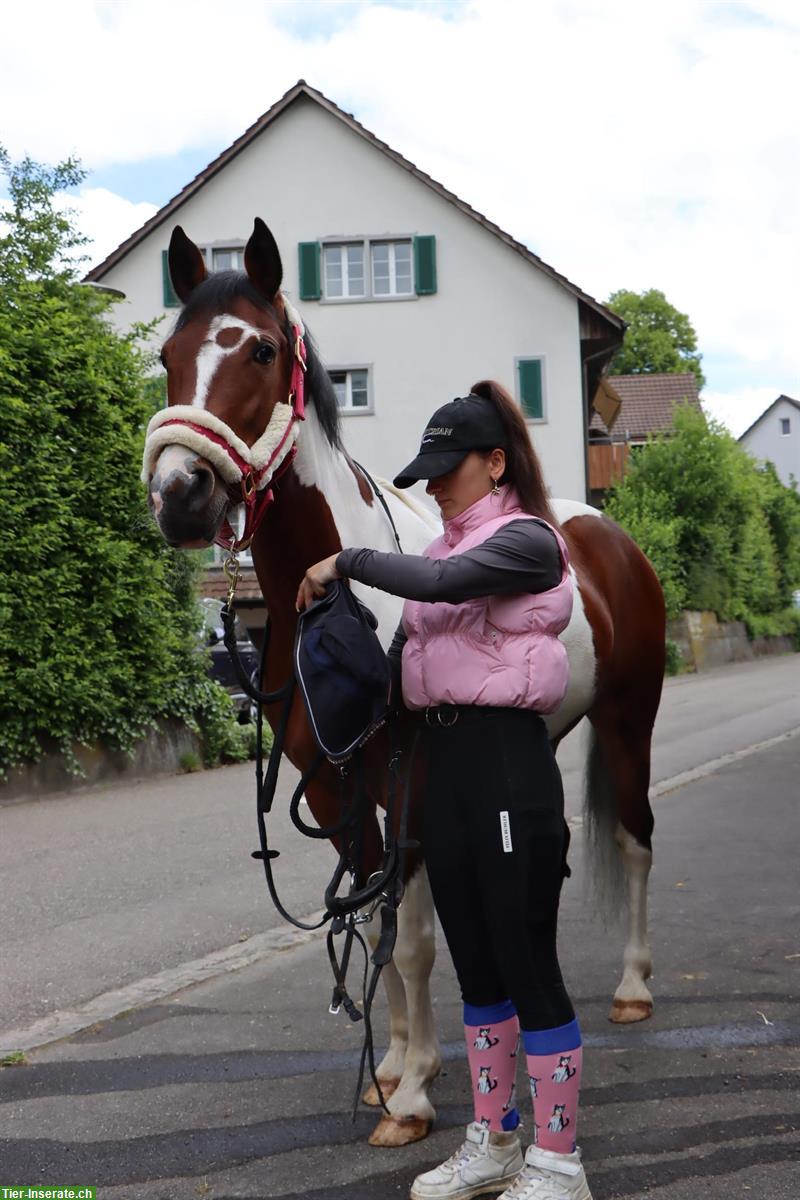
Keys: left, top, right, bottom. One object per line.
{"left": 296, "top": 382, "right": 592, "bottom": 1200}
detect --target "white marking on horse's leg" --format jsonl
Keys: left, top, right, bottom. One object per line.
{"left": 191, "top": 314, "right": 264, "bottom": 409}
{"left": 363, "top": 935, "right": 408, "bottom": 1097}
{"left": 381, "top": 866, "right": 440, "bottom": 1124}
{"left": 611, "top": 823, "right": 654, "bottom": 1021}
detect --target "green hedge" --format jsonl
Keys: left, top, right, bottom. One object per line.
{"left": 0, "top": 150, "right": 248, "bottom": 777}
{"left": 604, "top": 405, "right": 800, "bottom": 643}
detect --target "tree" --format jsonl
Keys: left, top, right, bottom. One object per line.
{"left": 606, "top": 288, "right": 705, "bottom": 389}
{"left": 605, "top": 405, "right": 800, "bottom": 645}
{"left": 0, "top": 148, "right": 247, "bottom": 776}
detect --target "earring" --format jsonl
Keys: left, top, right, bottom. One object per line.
{"left": 491, "top": 477, "right": 500, "bottom": 498}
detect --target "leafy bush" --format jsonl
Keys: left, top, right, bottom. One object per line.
{"left": 664, "top": 639, "right": 683, "bottom": 676}
{"left": 605, "top": 405, "right": 800, "bottom": 635}
{"left": 0, "top": 149, "right": 245, "bottom": 776}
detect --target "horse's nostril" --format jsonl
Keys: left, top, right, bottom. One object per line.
{"left": 186, "top": 462, "right": 215, "bottom": 512}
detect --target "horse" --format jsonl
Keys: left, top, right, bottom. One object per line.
{"left": 142, "top": 216, "right": 666, "bottom": 1148}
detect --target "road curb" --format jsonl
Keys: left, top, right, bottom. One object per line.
{"left": 0, "top": 911, "right": 326, "bottom": 1057}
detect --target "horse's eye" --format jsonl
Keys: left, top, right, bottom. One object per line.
{"left": 254, "top": 341, "right": 276, "bottom": 365}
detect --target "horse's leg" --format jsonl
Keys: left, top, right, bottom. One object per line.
{"left": 368, "top": 864, "right": 441, "bottom": 1147}
{"left": 612, "top": 815, "right": 654, "bottom": 1023}
{"left": 585, "top": 709, "right": 655, "bottom": 1023}
{"left": 361, "top": 943, "right": 408, "bottom": 1105}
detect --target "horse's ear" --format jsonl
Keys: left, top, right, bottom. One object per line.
{"left": 244, "top": 217, "right": 283, "bottom": 302}
{"left": 168, "top": 226, "right": 208, "bottom": 303}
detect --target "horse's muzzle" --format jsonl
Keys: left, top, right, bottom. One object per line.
{"left": 149, "top": 452, "right": 227, "bottom": 547}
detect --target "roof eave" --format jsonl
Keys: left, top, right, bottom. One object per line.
{"left": 738, "top": 394, "right": 800, "bottom": 441}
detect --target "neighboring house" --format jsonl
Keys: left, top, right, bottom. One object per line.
{"left": 738, "top": 395, "right": 800, "bottom": 490}
{"left": 588, "top": 372, "right": 702, "bottom": 504}
{"left": 86, "top": 79, "right": 623, "bottom": 627}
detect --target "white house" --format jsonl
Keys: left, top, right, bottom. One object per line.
{"left": 738, "top": 395, "right": 800, "bottom": 489}
{"left": 87, "top": 79, "right": 623, "bottom": 507}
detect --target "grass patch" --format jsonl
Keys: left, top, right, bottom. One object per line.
{"left": 179, "top": 749, "right": 202, "bottom": 773}
{"left": 1, "top": 1050, "right": 26, "bottom": 1067}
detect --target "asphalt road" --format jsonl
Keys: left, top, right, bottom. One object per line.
{"left": 1, "top": 655, "right": 797, "bottom": 1041}
{"left": 0, "top": 654, "right": 798, "bottom": 1197}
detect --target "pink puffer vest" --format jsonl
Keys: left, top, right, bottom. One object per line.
{"left": 401, "top": 487, "right": 573, "bottom": 713}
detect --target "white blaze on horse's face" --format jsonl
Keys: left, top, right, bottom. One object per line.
{"left": 191, "top": 313, "right": 266, "bottom": 409}
{"left": 151, "top": 445, "right": 197, "bottom": 499}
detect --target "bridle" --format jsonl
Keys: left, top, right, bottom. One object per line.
{"left": 141, "top": 298, "right": 307, "bottom": 553}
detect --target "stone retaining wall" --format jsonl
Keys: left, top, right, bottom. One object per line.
{"left": 0, "top": 720, "right": 202, "bottom": 805}
{"left": 667, "top": 610, "right": 795, "bottom": 672}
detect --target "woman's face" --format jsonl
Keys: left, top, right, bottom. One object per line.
{"left": 426, "top": 448, "right": 506, "bottom": 519}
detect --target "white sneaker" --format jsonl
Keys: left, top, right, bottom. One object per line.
{"left": 496, "top": 1145, "right": 592, "bottom": 1200}
{"left": 410, "top": 1121, "right": 524, "bottom": 1200}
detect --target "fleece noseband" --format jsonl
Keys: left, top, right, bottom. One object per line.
{"left": 141, "top": 298, "right": 307, "bottom": 552}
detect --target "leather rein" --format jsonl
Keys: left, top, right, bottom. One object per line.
{"left": 144, "top": 308, "right": 413, "bottom": 1114}
{"left": 216, "top": 460, "right": 413, "bottom": 1120}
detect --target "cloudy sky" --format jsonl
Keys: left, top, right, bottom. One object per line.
{"left": 2, "top": 0, "right": 798, "bottom": 435}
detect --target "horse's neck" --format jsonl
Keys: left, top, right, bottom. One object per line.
{"left": 292, "top": 408, "right": 391, "bottom": 550}
{"left": 250, "top": 407, "right": 389, "bottom": 639}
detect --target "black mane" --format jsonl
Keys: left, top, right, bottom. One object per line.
{"left": 173, "top": 271, "right": 342, "bottom": 450}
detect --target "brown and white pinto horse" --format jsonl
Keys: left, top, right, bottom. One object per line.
{"left": 144, "top": 218, "right": 665, "bottom": 1147}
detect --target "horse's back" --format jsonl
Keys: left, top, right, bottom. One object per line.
{"left": 549, "top": 497, "right": 665, "bottom": 738}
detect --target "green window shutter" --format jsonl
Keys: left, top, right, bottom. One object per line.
{"left": 414, "top": 235, "right": 437, "bottom": 295}
{"left": 162, "top": 250, "right": 180, "bottom": 307}
{"left": 298, "top": 241, "right": 321, "bottom": 300}
{"left": 518, "top": 359, "right": 544, "bottom": 420}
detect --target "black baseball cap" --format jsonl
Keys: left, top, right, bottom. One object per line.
{"left": 393, "top": 395, "right": 507, "bottom": 489}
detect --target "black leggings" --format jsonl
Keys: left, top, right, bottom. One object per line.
{"left": 422, "top": 706, "right": 575, "bottom": 1031}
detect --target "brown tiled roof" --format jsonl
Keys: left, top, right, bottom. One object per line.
{"left": 85, "top": 80, "right": 623, "bottom": 335}
{"left": 590, "top": 373, "right": 701, "bottom": 441}
{"left": 738, "top": 394, "right": 800, "bottom": 441}
{"left": 201, "top": 568, "right": 263, "bottom": 603}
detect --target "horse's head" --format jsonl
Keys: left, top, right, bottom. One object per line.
{"left": 143, "top": 218, "right": 302, "bottom": 549}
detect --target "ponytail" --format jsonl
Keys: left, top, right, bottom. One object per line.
{"left": 470, "top": 380, "right": 558, "bottom": 526}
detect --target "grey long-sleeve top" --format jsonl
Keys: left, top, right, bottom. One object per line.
{"left": 335, "top": 518, "right": 562, "bottom": 682}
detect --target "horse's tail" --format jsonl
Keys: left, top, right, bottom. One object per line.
{"left": 582, "top": 723, "right": 626, "bottom": 918}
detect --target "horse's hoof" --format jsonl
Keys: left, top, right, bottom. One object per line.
{"left": 609, "top": 998, "right": 653, "bottom": 1023}
{"left": 368, "top": 1114, "right": 432, "bottom": 1146}
{"left": 362, "top": 1078, "right": 400, "bottom": 1106}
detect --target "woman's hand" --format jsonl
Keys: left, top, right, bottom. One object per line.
{"left": 295, "top": 553, "right": 342, "bottom": 612}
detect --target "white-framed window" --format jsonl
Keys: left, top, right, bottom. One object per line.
{"left": 162, "top": 240, "right": 246, "bottom": 306}
{"left": 329, "top": 367, "right": 372, "bottom": 414}
{"left": 211, "top": 246, "right": 244, "bottom": 272}
{"left": 371, "top": 240, "right": 413, "bottom": 296}
{"left": 321, "top": 237, "right": 415, "bottom": 302}
{"left": 780, "top": 417, "right": 791, "bottom": 435}
{"left": 323, "top": 243, "right": 366, "bottom": 299}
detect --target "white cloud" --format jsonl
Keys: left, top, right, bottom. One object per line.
{"left": 58, "top": 188, "right": 158, "bottom": 272}
{"left": 702, "top": 387, "right": 785, "bottom": 439}
{"left": 2, "top": 0, "right": 799, "bottom": 411}
{"left": 1, "top": 186, "right": 157, "bottom": 274}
